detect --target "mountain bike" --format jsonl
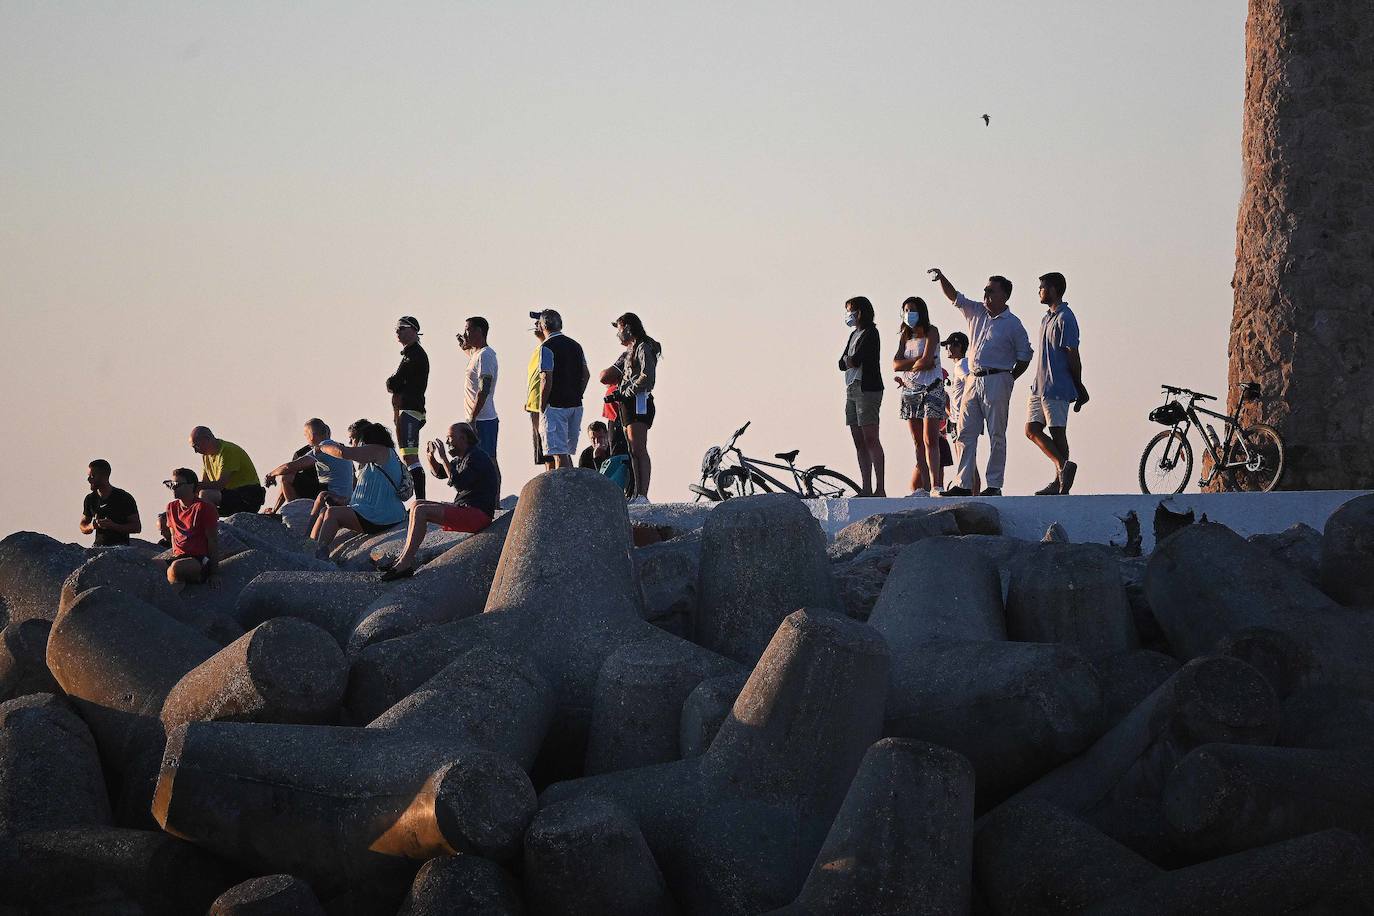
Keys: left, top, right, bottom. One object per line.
{"left": 688, "top": 421, "right": 864, "bottom": 501}
{"left": 1138, "top": 382, "right": 1285, "bottom": 494}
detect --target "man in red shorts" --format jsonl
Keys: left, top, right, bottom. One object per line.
{"left": 380, "top": 421, "right": 498, "bottom": 581}
{"left": 158, "top": 467, "right": 220, "bottom": 584}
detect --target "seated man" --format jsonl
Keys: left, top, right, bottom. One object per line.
{"left": 189, "top": 426, "right": 265, "bottom": 516}
{"left": 158, "top": 468, "right": 219, "bottom": 584}
{"left": 264, "top": 418, "right": 355, "bottom": 513}
{"left": 80, "top": 458, "right": 142, "bottom": 546}
{"left": 578, "top": 420, "right": 634, "bottom": 496}
{"left": 380, "top": 422, "right": 498, "bottom": 581}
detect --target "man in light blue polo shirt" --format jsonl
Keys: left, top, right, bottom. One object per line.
{"left": 1025, "top": 272, "right": 1089, "bottom": 495}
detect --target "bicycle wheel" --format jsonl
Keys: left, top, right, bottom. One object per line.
{"left": 1138, "top": 429, "right": 1193, "bottom": 494}
{"left": 1229, "top": 423, "right": 1285, "bottom": 492}
{"left": 802, "top": 467, "right": 864, "bottom": 499}
{"left": 715, "top": 467, "right": 772, "bottom": 499}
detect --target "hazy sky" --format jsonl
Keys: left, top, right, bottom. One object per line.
{"left": 1, "top": 1, "right": 1246, "bottom": 541}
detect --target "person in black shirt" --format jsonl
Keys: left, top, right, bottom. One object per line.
{"left": 386, "top": 315, "right": 430, "bottom": 499}
{"left": 578, "top": 420, "right": 635, "bottom": 496}
{"left": 381, "top": 421, "right": 498, "bottom": 581}
{"left": 80, "top": 459, "right": 141, "bottom": 546}
{"left": 840, "top": 296, "right": 887, "bottom": 496}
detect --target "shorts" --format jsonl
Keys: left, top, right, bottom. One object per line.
{"left": 540, "top": 405, "right": 584, "bottom": 457}
{"left": 356, "top": 513, "right": 400, "bottom": 536}
{"left": 170, "top": 553, "right": 211, "bottom": 570}
{"left": 530, "top": 412, "right": 548, "bottom": 464}
{"left": 219, "top": 484, "right": 266, "bottom": 516}
{"left": 899, "top": 383, "right": 948, "bottom": 421}
{"left": 440, "top": 504, "right": 494, "bottom": 534}
{"left": 844, "top": 381, "right": 883, "bottom": 427}
{"left": 474, "top": 418, "right": 499, "bottom": 459}
{"left": 1027, "top": 393, "right": 1072, "bottom": 428}
{"left": 626, "top": 393, "right": 655, "bottom": 429}
{"left": 396, "top": 410, "right": 426, "bottom": 464}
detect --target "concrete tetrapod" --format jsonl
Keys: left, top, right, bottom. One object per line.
{"left": 160, "top": 617, "right": 348, "bottom": 731}
{"left": 0, "top": 531, "right": 87, "bottom": 625}
{"left": 1004, "top": 543, "right": 1138, "bottom": 660}
{"left": 868, "top": 538, "right": 1103, "bottom": 805}
{"left": 0, "top": 693, "right": 111, "bottom": 833}
{"left": 540, "top": 609, "right": 890, "bottom": 916}
{"left": 767, "top": 738, "right": 975, "bottom": 916}
{"left": 695, "top": 494, "right": 838, "bottom": 665}
{"left": 0, "top": 618, "right": 59, "bottom": 701}
{"left": 45, "top": 585, "right": 219, "bottom": 825}
{"left": 346, "top": 470, "right": 733, "bottom": 775}
{"left": 995, "top": 655, "right": 1278, "bottom": 861}
{"left": 1164, "top": 743, "right": 1374, "bottom": 858}
{"left": 209, "top": 875, "right": 328, "bottom": 916}
{"left": 524, "top": 795, "right": 674, "bottom": 916}
{"left": 1321, "top": 493, "right": 1374, "bottom": 607}
{"left": 400, "top": 855, "right": 525, "bottom": 916}
{"left": 237, "top": 513, "right": 512, "bottom": 657}
{"left": 975, "top": 801, "right": 1374, "bottom": 915}
{"left": 154, "top": 644, "right": 552, "bottom": 902}
{"left": 1145, "top": 522, "right": 1374, "bottom": 694}
{"left": 1278, "top": 684, "right": 1374, "bottom": 750}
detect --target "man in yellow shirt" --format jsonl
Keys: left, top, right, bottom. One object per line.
{"left": 526, "top": 313, "right": 554, "bottom": 472}
{"left": 189, "top": 426, "right": 266, "bottom": 516}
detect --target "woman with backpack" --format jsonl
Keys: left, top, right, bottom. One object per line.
{"left": 308, "top": 419, "right": 409, "bottom": 558}
{"left": 611, "top": 312, "right": 661, "bottom": 504}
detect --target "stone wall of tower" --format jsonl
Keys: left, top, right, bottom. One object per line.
{"left": 1227, "top": 0, "right": 1374, "bottom": 489}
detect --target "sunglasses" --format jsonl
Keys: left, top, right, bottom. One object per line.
{"left": 162, "top": 479, "right": 185, "bottom": 489}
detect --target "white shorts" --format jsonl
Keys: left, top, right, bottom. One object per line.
{"left": 1027, "top": 393, "right": 1071, "bottom": 428}
{"left": 540, "top": 406, "right": 583, "bottom": 457}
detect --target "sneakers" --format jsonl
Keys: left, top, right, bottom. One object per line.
{"left": 1059, "top": 461, "right": 1078, "bottom": 495}
{"left": 627, "top": 495, "right": 651, "bottom": 506}
{"left": 379, "top": 565, "right": 415, "bottom": 583}
{"left": 1034, "top": 479, "right": 1062, "bottom": 496}
{"left": 905, "top": 489, "right": 931, "bottom": 498}
{"left": 939, "top": 486, "right": 974, "bottom": 497}
{"left": 979, "top": 487, "right": 1003, "bottom": 496}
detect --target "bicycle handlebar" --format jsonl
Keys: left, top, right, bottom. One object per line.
{"left": 1160, "top": 384, "right": 1216, "bottom": 402}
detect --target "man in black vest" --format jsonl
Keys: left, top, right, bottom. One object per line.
{"left": 535, "top": 308, "right": 590, "bottom": 469}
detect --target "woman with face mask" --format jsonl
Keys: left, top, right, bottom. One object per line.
{"left": 893, "top": 296, "right": 944, "bottom": 495}
{"left": 839, "top": 297, "right": 885, "bottom": 497}
{"left": 612, "top": 312, "right": 661, "bottom": 504}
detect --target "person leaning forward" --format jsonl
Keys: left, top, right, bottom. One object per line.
{"left": 188, "top": 426, "right": 265, "bottom": 515}
{"left": 927, "top": 268, "right": 1032, "bottom": 496}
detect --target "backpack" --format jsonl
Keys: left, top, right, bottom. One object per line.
{"left": 374, "top": 457, "right": 415, "bottom": 502}
{"left": 599, "top": 454, "right": 632, "bottom": 490}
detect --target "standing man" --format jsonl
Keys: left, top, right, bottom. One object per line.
{"left": 535, "top": 309, "right": 590, "bottom": 469}
{"left": 927, "top": 268, "right": 1032, "bottom": 496}
{"left": 189, "top": 426, "right": 265, "bottom": 515}
{"left": 458, "top": 316, "right": 500, "bottom": 489}
{"left": 1026, "top": 272, "right": 1089, "bottom": 494}
{"left": 525, "top": 313, "right": 555, "bottom": 473}
{"left": 159, "top": 468, "right": 219, "bottom": 584}
{"left": 387, "top": 315, "right": 429, "bottom": 500}
{"left": 80, "top": 459, "right": 141, "bottom": 545}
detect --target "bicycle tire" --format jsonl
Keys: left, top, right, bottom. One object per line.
{"left": 802, "top": 467, "right": 864, "bottom": 499}
{"left": 1229, "top": 423, "right": 1285, "bottom": 492}
{"left": 1139, "top": 429, "right": 1193, "bottom": 495}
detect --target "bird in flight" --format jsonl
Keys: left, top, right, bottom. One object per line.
{"left": 982, "top": 114, "right": 990, "bottom": 126}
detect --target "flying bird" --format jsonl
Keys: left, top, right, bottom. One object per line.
{"left": 982, "top": 114, "right": 990, "bottom": 126}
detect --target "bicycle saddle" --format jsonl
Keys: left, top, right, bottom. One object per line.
{"left": 775, "top": 449, "right": 801, "bottom": 463}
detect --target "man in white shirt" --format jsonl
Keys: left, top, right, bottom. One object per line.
{"left": 928, "top": 268, "right": 1033, "bottom": 496}
{"left": 458, "top": 316, "right": 500, "bottom": 488}
{"left": 941, "top": 331, "right": 980, "bottom": 496}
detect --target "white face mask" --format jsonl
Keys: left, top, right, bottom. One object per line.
{"left": 845, "top": 313, "right": 857, "bottom": 327}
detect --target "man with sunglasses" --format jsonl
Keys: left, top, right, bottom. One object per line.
{"left": 387, "top": 315, "right": 430, "bottom": 500}
{"left": 928, "top": 267, "right": 1032, "bottom": 496}
{"left": 158, "top": 468, "right": 219, "bottom": 584}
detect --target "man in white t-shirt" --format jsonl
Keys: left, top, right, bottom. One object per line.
{"left": 458, "top": 316, "right": 500, "bottom": 488}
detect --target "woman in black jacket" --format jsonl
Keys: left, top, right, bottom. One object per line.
{"left": 839, "top": 296, "right": 886, "bottom": 496}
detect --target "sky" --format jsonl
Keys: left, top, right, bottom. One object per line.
{"left": 1, "top": 1, "right": 1247, "bottom": 542}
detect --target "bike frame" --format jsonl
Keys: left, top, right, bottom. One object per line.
{"left": 1159, "top": 396, "right": 1258, "bottom": 487}
{"left": 724, "top": 448, "right": 807, "bottom": 495}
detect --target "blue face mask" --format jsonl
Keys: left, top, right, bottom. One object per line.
{"left": 845, "top": 313, "right": 857, "bottom": 327}
{"left": 904, "top": 313, "right": 921, "bottom": 328}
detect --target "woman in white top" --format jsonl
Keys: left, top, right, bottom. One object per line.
{"left": 893, "top": 297, "right": 945, "bottom": 495}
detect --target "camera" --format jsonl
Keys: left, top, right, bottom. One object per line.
{"left": 603, "top": 393, "right": 622, "bottom": 405}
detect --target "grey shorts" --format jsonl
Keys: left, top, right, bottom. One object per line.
{"left": 900, "top": 384, "right": 948, "bottom": 421}
{"left": 1027, "top": 393, "right": 1072, "bottom": 427}
{"left": 844, "top": 382, "right": 883, "bottom": 427}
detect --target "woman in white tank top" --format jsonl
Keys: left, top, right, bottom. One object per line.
{"left": 893, "top": 296, "right": 946, "bottom": 495}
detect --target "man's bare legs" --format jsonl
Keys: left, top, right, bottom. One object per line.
{"left": 1026, "top": 421, "right": 1070, "bottom": 492}
{"left": 389, "top": 501, "right": 446, "bottom": 574}
{"left": 167, "top": 557, "right": 206, "bottom": 584}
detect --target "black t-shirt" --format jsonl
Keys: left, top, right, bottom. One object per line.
{"left": 387, "top": 342, "right": 430, "bottom": 412}
{"left": 83, "top": 487, "right": 139, "bottom": 546}
{"left": 448, "top": 447, "right": 499, "bottom": 517}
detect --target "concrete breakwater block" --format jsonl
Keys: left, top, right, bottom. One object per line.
{"left": 996, "top": 655, "right": 1278, "bottom": 860}
{"left": 0, "top": 531, "right": 88, "bottom": 625}
{"left": 827, "top": 501, "right": 1002, "bottom": 563}
{"left": 160, "top": 617, "right": 348, "bottom": 730}
{"left": 0, "top": 693, "right": 111, "bottom": 833}
{"left": 1321, "top": 492, "right": 1374, "bottom": 606}
{"left": 869, "top": 538, "right": 1104, "bottom": 803}
{"left": 0, "top": 617, "right": 59, "bottom": 701}
{"left": 400, "top": 855, "right": 525, "bottom": 916}
{"left": 540, "top": 609, "right": 890, "bottom": 916}
{"left": 696, "top": 494, "right": 838, "bottom": 665}
{"left": 1005, "top": 543, "right": 1138, "bottom": 660}
{"left": 209, "top": 874, "right": 327, "bottom": 916}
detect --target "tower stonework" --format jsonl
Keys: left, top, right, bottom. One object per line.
{"left": 1228, "top": 0, "right": 1374, "bottom": 489}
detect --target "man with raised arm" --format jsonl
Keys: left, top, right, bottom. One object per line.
{"left": 927, "top": 267, "right": 1032, "bottom": 496}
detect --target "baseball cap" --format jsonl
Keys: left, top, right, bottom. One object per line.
{"left": 396, "top": 316, "right": 422, "bottom": 333}
{"left": 940, "top": 331, "right": 969, "bottom": 348}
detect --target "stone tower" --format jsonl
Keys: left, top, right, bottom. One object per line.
{"left": 1227, "top": 0, "right": 1374, "bottom": 490}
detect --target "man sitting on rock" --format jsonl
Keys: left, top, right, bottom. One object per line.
{"left": 263, "top": 418, "right": 355, "bottom": 513}
{"left": 158, "top": 467, "right": 219, "bottom": 584}
{"left": 578, "top": 420, "right": 634, "bottom": 496}
{"left": 80, "top": 458, "right": 142, "bottom": 546}
{"left": 189, "top": 426, "right": 266, "bottom": 516}
{"left": 380, "top": 421, "right": 498, "bottom": 582}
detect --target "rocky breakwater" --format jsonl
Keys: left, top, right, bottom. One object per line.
{"left": 1, "top": 488, "right": 1373, "bottom": 913}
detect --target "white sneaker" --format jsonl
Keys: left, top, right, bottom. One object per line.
{"left": 905, "top": 489, "right": 931, "bottom": 498}
{"left": 627, "top": 495, "right": 651, "bottom": 506}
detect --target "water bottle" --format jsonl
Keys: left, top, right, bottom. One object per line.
{"left": 1205, "top": 424, "right": 1221, "bottom": 451}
